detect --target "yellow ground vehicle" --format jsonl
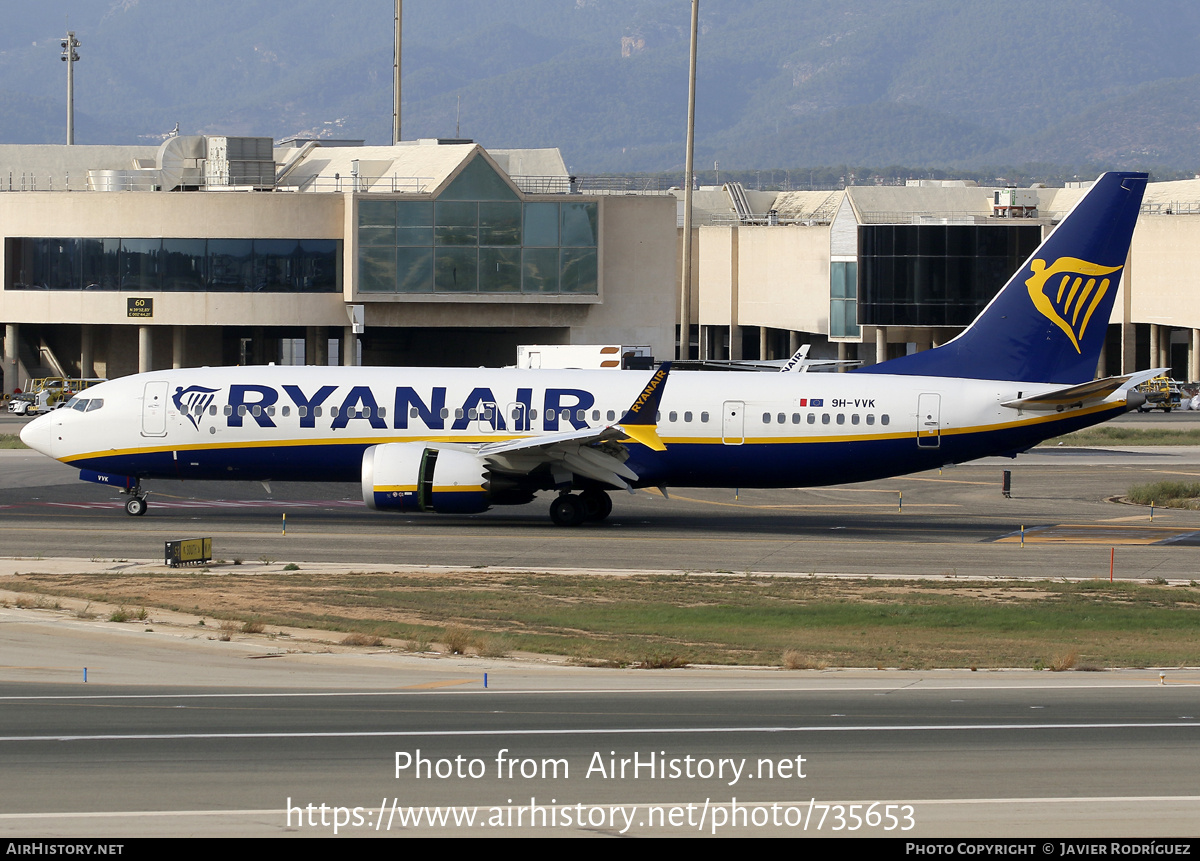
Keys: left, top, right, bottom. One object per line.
{"left": 8, "top": 377, "right": 106, "bottom": 416}
{"left": 1134, "top": 374, "right": 1182, "bottom": 412}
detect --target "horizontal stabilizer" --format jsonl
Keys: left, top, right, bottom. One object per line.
{"left": 1000, "top": 368, "right": 1167, "bottom": 411}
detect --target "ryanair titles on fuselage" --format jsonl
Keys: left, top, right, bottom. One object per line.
{"left": 177, "top": 382, "right": 602, "bottom": 434}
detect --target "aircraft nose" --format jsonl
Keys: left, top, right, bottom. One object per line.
{"left": 19, "top": 412, "right": 55, "bottom": 457}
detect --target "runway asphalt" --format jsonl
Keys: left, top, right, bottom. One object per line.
{"left": 3, "top": 422, "right": 1200, "bottom": 838}
{"left": 3, "top": 443, "right": 1200, "bottom": 579}
{"left": 1, "top": 607, "right": 1198, "bottom": 838}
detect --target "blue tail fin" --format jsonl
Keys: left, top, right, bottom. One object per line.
{"left": 856, "top": 171, "right": 1147, "bottom": 384}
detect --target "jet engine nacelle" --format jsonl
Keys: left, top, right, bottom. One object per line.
{"left": 362, "top": 442, "right": 490, "bottom": 514}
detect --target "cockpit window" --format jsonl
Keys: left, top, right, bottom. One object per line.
{"left": 69, "top": 397, "right": 87, "bottom": 411}
{"left": 86, "top": 398, "right": 104, "bottom": 411}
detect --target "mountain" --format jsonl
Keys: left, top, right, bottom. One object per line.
{"left": 2, "top": 1, "right": 1199, "bottom": 175}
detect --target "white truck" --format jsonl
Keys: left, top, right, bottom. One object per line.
{"left": 517, "top": 344, "right": 654, "bottom": 370}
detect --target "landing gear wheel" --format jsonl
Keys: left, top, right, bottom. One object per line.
{"left": 124, "top": 496, "right": 148, "bottom": 517}
{"left": 581, "top": 489, "right": 613, "bottom": 522}
{"left": 549, "top": 494, "right": 587, "bottom": 527}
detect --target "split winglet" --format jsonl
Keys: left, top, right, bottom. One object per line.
{"left": 616, "top": 362, "right": 671, "bottom": 451}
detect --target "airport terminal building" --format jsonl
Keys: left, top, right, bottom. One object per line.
{"left": 0, "top": 137, "right": 675, "bottom": 392}
{"left": 681, "top": 178, "right": 1200, "bottom": 382}
{"left": 3, "top": 136, "right": 1200, "bottom": 393}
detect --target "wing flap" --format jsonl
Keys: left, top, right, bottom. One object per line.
{"left": 1000, "top": 368, "right": 1167, "bottom": 411}
{"left": 473, "top": 364, "right": 672, "bottom": 489}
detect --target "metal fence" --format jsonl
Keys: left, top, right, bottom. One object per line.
{"left": 511, "top": 175, "right": 674, "bottom": 195}
{"left": 1141, "top": 202, "right": 1200, "bottom": 215}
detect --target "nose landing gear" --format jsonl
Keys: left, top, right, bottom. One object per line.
{"left": 122, "top": 484, "right": 149, "bottom": 516}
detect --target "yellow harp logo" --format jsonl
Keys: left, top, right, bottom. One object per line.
{"left": 1025, "top": 257, "right": 1123, "bottom": 353}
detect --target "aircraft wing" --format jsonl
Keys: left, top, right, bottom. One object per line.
{"left": 1000, "top": 368, "right": 1168, "bottom": 411}
{"left": 473, "top": 364, "right": 672, "bottom": 491}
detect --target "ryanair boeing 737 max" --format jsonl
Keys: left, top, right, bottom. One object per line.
{"left": 21, "top": 172, "right": 1157, "bottom": 526}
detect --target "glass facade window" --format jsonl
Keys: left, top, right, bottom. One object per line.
{"left": 356, "top": 154, "right": 598, "bottom": 297}
{"left": 6, "top": 238, "right": 340, "bottom": 292}
{"left": 829, "top": 260, "right": 860, "bottom": 338}
{"left": 857, "top": 224, "right": 1041, "bottom": 327}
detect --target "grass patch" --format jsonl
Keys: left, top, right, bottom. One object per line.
{"left": 782, "top": 649, "right": 829, "bottom": 670}
{"left": 441, "top": 625, "right": 476, "bottom": 655}
{"left": 0, "top": 434, "right": 27, "bottom": 449}
{"left": 7, "top": 570, "right": 1200, "bottom": 668}
{"left": 341, "top": 632, "right": 385, "bottom": 647}
{"left": 1045, "top": 426, "right": 1200, "bottom": 447}
{"left": 1127, "top": 481, "right": 1200, "bottom": 510}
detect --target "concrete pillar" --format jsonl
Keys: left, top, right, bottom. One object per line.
{"left": 759, "top": 327, "right": 769, "bottom": 361}
{"left": 915, "top": 330, "right": 933, "bottom": 352}
{"left": 251, "top": 327, "right": 268, "bottom": 366}
{"left": 172, "top": 326, "right": 185, "bottom": 370}
{"left": 80, "top": 326, "right": 94, "bottom": 378}
{"left": 875, "top": 326, "right": 887, "bottom": 365}
{"left": 1096, "top": 344, "right": 1106, "bottom": 379}
{"left": 729, "top": 324, "right": 742, "bottom": 361}
{"left": 315, "top": 326, "right": 330, "bottom": 366}
{"left": 342, "top": 325, "right": 357, "bottom": 366}
{"left": 1149, "top": 324, "right": 1158, "bottom": 371}
{"left": 699, "top": 325, "right": 711, "bottom": 360}
{"left": 1120, "top": 321, "right": 1137, "bottom": 375}
{"left": 837, "top": 341, "right": 848, "bottom": 374}
{"left": 304, "top": 327, "right": 317, "bottom": 366}
{"left": 3, "top": 323, "right": 18, "bottom": 396}
{"left": 788, "top": 330, "right": 801, "bottom": 357}
{"left": 138, "top": 326, "right": 152, "bottom": 374}
{"left": 1191, "top": 328, "right": 1200, "bottom": 383}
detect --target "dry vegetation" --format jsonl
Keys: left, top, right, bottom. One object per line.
{"left": 5, "top": 567, "right": 1200, "bottom": 669}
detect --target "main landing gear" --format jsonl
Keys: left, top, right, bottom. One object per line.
{"left": 549, "top": 489, "right": 612, "bottom": 526}
{"left": 122, "top": 484, "right": 149, "bottom": 516}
